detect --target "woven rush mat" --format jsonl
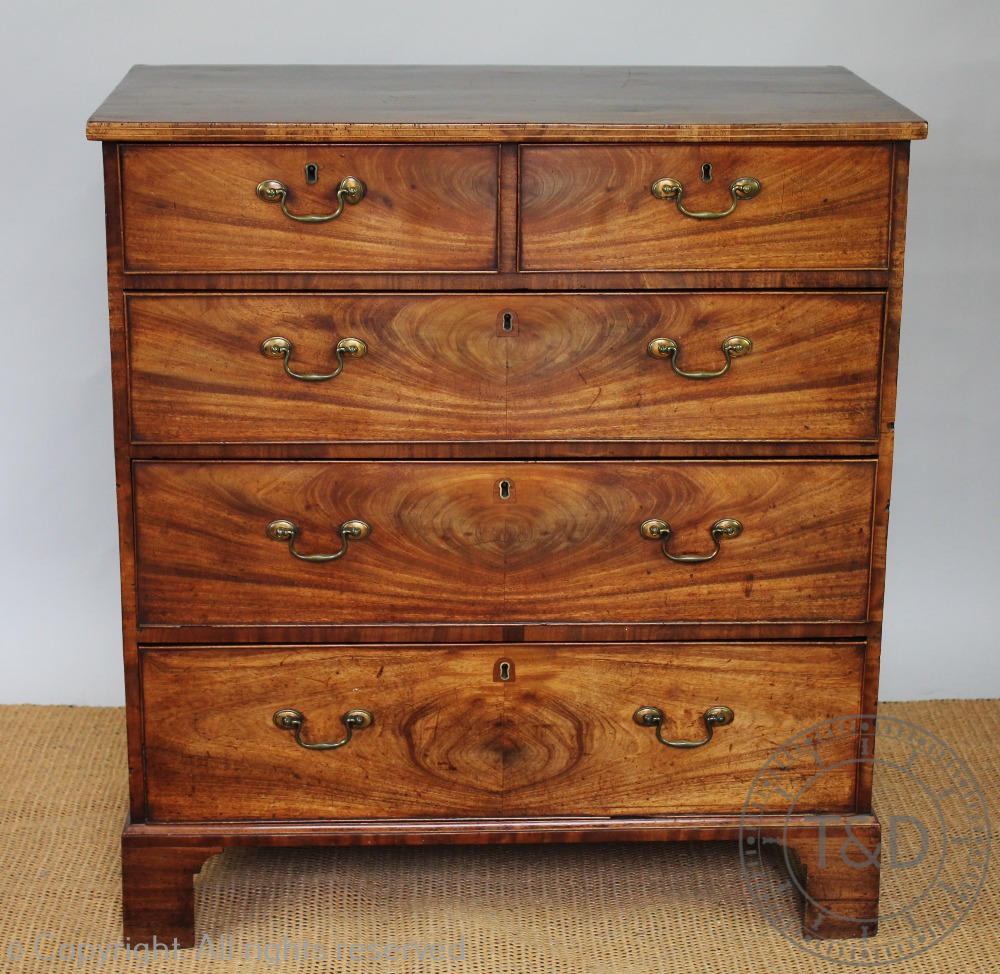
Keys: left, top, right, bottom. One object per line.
{"left": 0, "top": 701, "right": 996, "bottom": 974}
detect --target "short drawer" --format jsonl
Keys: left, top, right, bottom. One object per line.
{"left": 120, "top": 145, "right": 499, "bottom": 272}
{"left": 127, "top": 291, "right": 883, "bottom": 444}
{"left": 520, "top": 144, "right": 892, "bottom": 271}
{"left": 141, "top": 643, "right": 864, "bottom": 821}
{"left": 133, "top": 460, "right": 875, "bottom": 626}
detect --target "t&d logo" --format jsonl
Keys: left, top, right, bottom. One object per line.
{"left": 740, "top": 715, "right": 989, "bottom": 966}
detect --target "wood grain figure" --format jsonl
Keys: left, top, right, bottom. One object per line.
{"left": 132, "top": 460, "right": 875, "bottom": 626}
{"left": 127, "top": 291, "right": 884, "bottom": 445}
{"left": 141, "top": 643, "right": 864, "bottom": 821}
{"left": 521, "top": 145, "right": 892, "bottom": 271}
{"left": 88, "top": 65, "right": 925, "bottom": 944}
{"left": 121, "top": 145, "right": 499, "bottom": 272}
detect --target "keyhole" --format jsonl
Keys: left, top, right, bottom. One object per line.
{"left": 497, "top": 309, "right": 518, "bottom": 335}
{"left": 494, "top": 658, "right": 515, "bottom": 682}
{"left": 701, "top": 162, "right": 713, "bottom": 183}
{"left": 305, "top": 162, "right": 319, "bottom": 184}
{"left": 499, "top": 479, "right": 511, "bottom": 499}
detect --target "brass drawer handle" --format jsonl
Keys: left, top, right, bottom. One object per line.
{"left": 260, "top": 335, "right": 367, "bottom": 382}
{"left": 640, "top": 517, "right": 743, "bottom": 564}
{"left": 266, "top": 519, "right": 370, "bottom": 563}
{"left": 256, "top": 175, "right": 366, "bottom": 223}
{"left": 651, "top": 175, "right": 761, "bottom": 220}
{"left": 273, "top": 708, "right": 374, "bottom": 750}
{"left": 647, "top": 335, "right": 751, "bottom": 380}
{"left": 633, "top": 705, "right": 734, "bottom": 749}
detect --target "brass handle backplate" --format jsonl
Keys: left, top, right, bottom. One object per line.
{"left": 256, "top": 175, "right": 366, "bottom": 223}
{"left": 648, "top": 335, "right": 752, "bottom": 380}
{"left": 640, "top": 517, "right": 743, "bottom": 564}
{"left": 261, "top": 335, "right": 367, "bottom": 382}
{"left": 651, "top": 175, "right": 761, "bottom": 220}
{"left": 633, "top": 705, "right": 734, "bottom": 748}
{"left": 266, "top": 519, "right": 370, "bottom": 563}
{"left": 273, "top": 708, "right": 374, "bottom": 750}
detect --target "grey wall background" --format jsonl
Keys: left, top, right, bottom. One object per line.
{"left": 1, "top": 0, "right": 997, "bottom": 704}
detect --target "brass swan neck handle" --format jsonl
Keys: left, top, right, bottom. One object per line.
{"left": 640, "top": 517, "right": 743, "bottom": 564}
{"left": 651, "top": 175, "right": 761, "bottom": 220}
{"left": 273, "top": 708, "right": 374, "bottom": 750}
{"left": 633, "top": 705, "right": 734, "bottom": 749}
{"left": 256, "top": 175, "right": 366, "bottom": 223}
{"left": 647, "top": 336, "right": 752, "bottom": 380}
{"left": 261, "top": 335, "right": 367, "bottom": 382}
{"left": 266, "top": 519, "right": 371, "bottom": 563}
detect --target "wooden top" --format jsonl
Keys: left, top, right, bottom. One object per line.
{"left": 87, "top": 65, "right": 926, "bottom": 143}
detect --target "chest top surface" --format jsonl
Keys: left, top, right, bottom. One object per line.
{"left": 86, "top": 64, "right": 927, "bottom": 143}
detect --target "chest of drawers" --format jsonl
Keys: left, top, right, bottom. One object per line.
{"left": 88, "top": 65, "right": 925, "bottom": 946}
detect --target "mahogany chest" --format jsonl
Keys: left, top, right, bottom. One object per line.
{"left": 87, "top": 65, "right": 926, "bottom": 944}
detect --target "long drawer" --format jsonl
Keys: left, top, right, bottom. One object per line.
{"left": 120, "top": 145, "right": 499, "bottom": 272}
{"left": 520, "top": 144, "right": 893, "bottom": 271}
{"left": 127, "top": 292, "right": 884, "bottom": 444}
{"left": 133, "top": 460, "right": 875, "bottom": 626}
{"left": 141, "top": 643, "right": 865, "bottom": 821}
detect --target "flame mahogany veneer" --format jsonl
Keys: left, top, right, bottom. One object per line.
{"left": 88, "top": 65, "right": 925, "bottom": 946}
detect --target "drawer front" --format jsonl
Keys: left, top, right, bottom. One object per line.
{"left": 141, "top": 643, "right": 864, "bottom": 821}
{"left": 120, "top": 145, "right": 499, "bottom": 272}
{"left": 127, "top": 293, "right": 507, "bottom": 443}
{"left": 507, "top": 291, "right": 882, "bottom": 441}
{"left": 520, "top": 144, "right": 892, "bottom": 271}
{"left": 143, "top": 645, "right": 503, "bottom": 821}
{"left": 501, "top": 643, "right": 864, "bottom": 816}
{"left": 134, "top": 461, "right": 874, "bottom": 626}
{"left": 128, "top": 291, "right": 883, "bottom": 444}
